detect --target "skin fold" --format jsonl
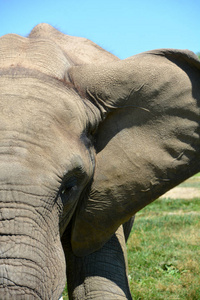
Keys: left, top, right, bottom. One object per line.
{"left": 0, "top": 23, "right": 199, "bottom": 299}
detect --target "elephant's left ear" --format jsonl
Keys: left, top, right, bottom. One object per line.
{"left": 69, "top": 49, "right": 200, "bottom": 119}
{"left": 69, "top": 49, "right": 200, "bottom": 256}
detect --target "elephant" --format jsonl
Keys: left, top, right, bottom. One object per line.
{"left": 0, "top": 23, "right": 200, "bottom": 300}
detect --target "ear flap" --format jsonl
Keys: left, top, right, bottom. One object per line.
{"left": 70, "top": 49, "right": 200, "bottom": 256}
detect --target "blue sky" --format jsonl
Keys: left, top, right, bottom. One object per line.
{"left": 0, "top": 0, "right": 199, "bottom": 59}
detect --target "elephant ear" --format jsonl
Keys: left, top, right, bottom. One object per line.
{"left": 69, "top": 49, "right": 200, "bottom": 256}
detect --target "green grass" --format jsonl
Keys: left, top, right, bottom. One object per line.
{"left": 127, "top": 175, "right": 200, "bottom": 299}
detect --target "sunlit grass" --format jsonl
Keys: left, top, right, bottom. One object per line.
{"left": 127, "top": 175, "right": 200, "bottom": 300}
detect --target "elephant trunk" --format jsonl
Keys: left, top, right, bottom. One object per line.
{"left": 63, "top": 225, "right": 132, "bottom": 300}
{"left": 0, "top": 189, "right": 66, "bottom": 300}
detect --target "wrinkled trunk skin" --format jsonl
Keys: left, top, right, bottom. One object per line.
{"left": 0, "top": 189, "right": 66, "bottom": 300}
{"left": 64, "top": 225, "right": 132, "bottom": 300}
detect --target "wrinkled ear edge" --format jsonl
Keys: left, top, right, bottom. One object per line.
{"left": 69, "top": 49, "right": 200, "bottom": 122}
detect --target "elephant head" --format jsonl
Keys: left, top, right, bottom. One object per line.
{"left": 0, "top": 23, "right": 200, "bottom": 299}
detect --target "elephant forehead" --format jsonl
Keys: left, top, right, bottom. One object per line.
{"left": 0, "top": 33, "right": 71, "bottom": 80}
{"left": 0, "top": 71, "right": 86, "bottom": 129}
{"left": 0, "top": 75, "right": 88, "bottom": 156}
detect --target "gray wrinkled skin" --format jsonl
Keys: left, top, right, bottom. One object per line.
{"left": 0, "top": 23, "right": 200, "bottom": 299}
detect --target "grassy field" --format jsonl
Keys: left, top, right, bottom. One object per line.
{"left": 127, "top": 175, "right": 200, "bottom": 299}
{"left": 63, "top": 175, "right": 200, "bottom": 299}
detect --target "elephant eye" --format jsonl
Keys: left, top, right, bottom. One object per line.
{"left": 61, "top": 184, "right": 77, "bottom": 196}
{"left": 60, "top": 176, "right": 77, "bottom": 204}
